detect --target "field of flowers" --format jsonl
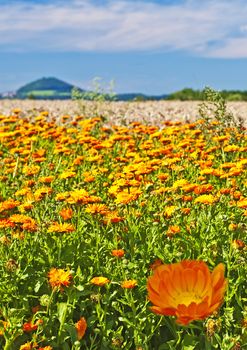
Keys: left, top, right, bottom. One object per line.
{"left": 0, "top": 108, "right": 246, "bottom": 350}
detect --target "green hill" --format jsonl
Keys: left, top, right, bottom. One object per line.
{"left": 14, "top": 77, "right": 168, "bottom": 101}
{"left": 16, "top": 77, "right": 84, "bottom": 100}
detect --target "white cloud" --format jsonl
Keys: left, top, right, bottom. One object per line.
{"left": 1, "top": 0, "right": 247, "bottom": 57}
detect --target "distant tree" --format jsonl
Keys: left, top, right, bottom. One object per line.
{"left": 167, "top": 88, "right": 247, "bottom": 101}
{"left": 227, "top": 93, "right": 243, "bottom": 101}
{"left": 27, "top": 93, "right": 36, "bottom": 100}
{"left": 167, "top": 88, "right": 203, "bottom": 101}
{"left": 133, "top": 95, "right": 147, "bottom": 102}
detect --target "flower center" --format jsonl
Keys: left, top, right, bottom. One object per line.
{"left": 174, "top": 292, "right": 203, "bottom": 307}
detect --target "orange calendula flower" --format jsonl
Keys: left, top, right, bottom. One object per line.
{"left": 111, "top": 249, "right": 125, "bottom": 258}
{"left": 75, "top": 317, "right": 87, "bottom": 340}
{"left": 228, "top": 223, "right": 238, "bottom": 231}
{"left": 194, "top": 184, "right": 214, "bottom": 195}
{"left": 38, "top": 347, "right": 53, "bottom": 350}
{"left": 147, "top": 260, "right": 227, "bottom": 325}
{"left": 48, "top": 268, "right": 72, "bottom": 290}
{"left": 121, "top": 279, "right": 137, "bottom": 289}
{"left": 181, "top": 208, "right": 191, "bottom": 215}
{"left": 23, "top": 165, "right": 40, "bottom": 176}
{"left": 22, "top": 219, "right": 37, "bottom": 232}
{"left": 115, "top": 192, "right": 138, "bottom": 205}
{"left": 23, "top": 319, "right": 42, "bottom": 332}
{"left": 47, "top": 222, "right": 75, "bottom": 233}
{"left": 85, "top": 203, "right": 109, "bottom": 215}
{"left": 59, "top": 208, "right": 73, "bottom": 221}
{"left": 19, "top": 342, "right": 33, "bottom": 350}
{"left": 0, "top": 320, "right": 9, "bottom": 336}
{"left": 157, "top": 173, "right": 169, "bottom": 181}
{"left": 232, "top": 239, "right": 245, "bottom": 249}
{"left": 237, "top": 198, "right": 247, "bottom": 209}
{"left": 220, "top": 188, "right": 231, "bottom": 195}
{"left": 182, "top": 195, "right": 193, "bottom": 202}
{"left": 9, "top": 214, "right": 34, "bottom": 224}
{"left": 167, "top": 225, "right": 181, "bottom": 237}
{"left": 0, "top": 199, "right": 20, "bottom": 212}
{"left": 0, "top": 219, "right": 15, "bottom": 229}
{"left": 38, "top": 176, "right": 55, "bottom": 184}
{"left": 103, "top": 211, "right": 124, "bottom": 224}
{"left": 90, "top": 276, "right": 110, "bottom": 286}
{"left": 84, "top": 175, "right": 95, "bottom": 183}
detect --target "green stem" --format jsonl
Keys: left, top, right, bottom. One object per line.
{"left": 4, "top": 339, "right": 13, "bottom": 350}
{"left": 58, "top": 295, "right": 70, "bottom": 345}
{"left": 47, "top": 287, "right": 56, "bottom": 317}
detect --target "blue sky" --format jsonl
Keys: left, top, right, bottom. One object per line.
{"left": 1, "top": 0, "right": 247, "bottom": 94}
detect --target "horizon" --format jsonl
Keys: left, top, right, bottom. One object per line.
{"left": 3, "top": 76, "right": 247, "bottom": 97}
{"left": 1, "top": 0, "right": 247, "bottom": 94}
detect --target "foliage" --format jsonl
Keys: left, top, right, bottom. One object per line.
{"left": 72, "top": 77, "right": 117, "bottom": 102}
{"left": 167, "top": 87, "right": 247, "bottom": 101}
{"left": 0, "top": 107, "right": 246, "bottom": 350}
{"left": 72, "top": 77, "right": 117, "bottom": 117}
{"left": 198, "top": 87, "right": 245, "bottom": 138}
{"left": 167, "top": 88, "right": 204, "bottom": 101}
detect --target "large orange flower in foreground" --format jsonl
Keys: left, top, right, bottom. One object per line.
{"left": 147, "top": 260, "right": 227, "bottom": 325}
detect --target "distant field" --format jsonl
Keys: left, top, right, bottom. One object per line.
{"left": 18, "top": 90, "right": 71, "bottom": 98}
{"left": 0, "top": 100, "right": 247, "bottom": 126}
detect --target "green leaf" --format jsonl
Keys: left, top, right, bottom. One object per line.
{"left": 182, "top": 334, "right": 199, "bottom": 350}
{"left": 57, "top": 302, "right": 68, "bottom": 324}
{"left": 158, "top": 340, "right": 176, "bottom": 350}
{"left": 63, "top": 323, "right": 78, "bottom": 343}
{"left": 34, "top": 279, "right": 44, "bottom": 293}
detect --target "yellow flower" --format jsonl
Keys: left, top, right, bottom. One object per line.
{"left": 48, "top": 268, "right": 72, "bottom": 290}
{"left": 115, "top": 189, "right": 141, "bottom": 205}
{"left": 164, "top": 206, "right": 177, "bottom": 218}
{"left": 85, "top": 203, "right": 109, "bottom": 215}
{"left": 66, "top": 189, "right": 89, "bottom": 204}
{"left": 172, "top": 179, "right": 188, "bottom": 189}
{"left": 19, "top": 342, "right": 33, "bottom": 350}
{"left": 55, "top": 192, "right": 70, "bottom": 201}
{"left": 103, "top": 211, "right": 124, "bottom": 224}
{"left": 121, "top": 279, "right": 137, "bottom": 289}
{"left": 38, "top": 176, "right": 55, "bottom": 183}
{"left": 237, "top": 198, "right": 247, "bottom": 209}
{"left": 59, "top": 171, "right": 76, "bottom": 179}
{"left": 194, "top": 194, "right": 218, "bottom": 205}
{"left": 91, "top": 276, "right": 110, "bottom": 286}
{"left": 23, "top": 165, "right": 40, "bottom": 176}
{"left": 47, "top": 222, "right": 75, "bottom": 233}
